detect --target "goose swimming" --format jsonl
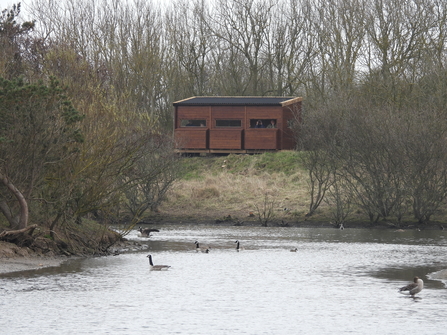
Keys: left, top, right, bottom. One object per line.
{"left": 147, "top": 254, "right": 170, "bottom": 271}
{"left": 399, "top": 276, "right": 423, "bottom": 296}
{"left": 235, "top": 240, "right": 244, "bottom": 252}
{"left": 194, "top": 241, "right": 210, "bottom": 253}
{"left": 290, "top": 248, "right": 297, "bottom": 252}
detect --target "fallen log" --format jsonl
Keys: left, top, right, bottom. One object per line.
{"left": 0, "top": 224, "right": 38, "bottom": 247}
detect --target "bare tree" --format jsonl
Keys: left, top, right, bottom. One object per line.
{"left": 210, "top": 0, "right": 275, "bottom": 95}
{"left": 14, "top": 0, "right": 447, "bottom": 229}
{"left": 264, "top": 0, "right": 314, "bottom": 96}
{"left": 301, "top": 150, "right": 335, "bottom": 217}
{"left": 400, "top": 107, "right": 447, "bottom": 223}
{"left": 122, "top": 134, "right": 181, "bottom": 221}
{"left": 321, "top": 0, "right": 365, "bottom": 91}
{"left": 325, "top": 172, "right": 353, "bottom": 228}
{"left": 166, "top": 0, "right": 213, "bottom": 97}
{"left": 363, "top": 0, "right": 435, "bottom": 84}
{"left": 254, "top": 193, "right": 277, "bottom": 227}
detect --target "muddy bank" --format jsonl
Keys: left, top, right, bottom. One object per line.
{"left": 0, "top": 241, "right": 67, "bottom": 274}
{"left": 0, "top": 238, "right": 147, "bottom": 275}
{"left": 0, "top": 256, "right": 69, "bottom": 274}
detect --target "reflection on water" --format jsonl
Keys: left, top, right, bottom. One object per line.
{"left": 1, "top": 226, "right": 447, "bottom": 335}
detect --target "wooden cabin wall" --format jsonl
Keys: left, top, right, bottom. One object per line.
{"left": 209, "top": 129, "right": 243, "bottom": 149}
{"left": 174, "top": 100, "right": 302, "bottom": 152}
{"left": 175, "top": 129, "right": 208, "bottom": 149}
{"left": 175, "top": 106, "right": 210, "bottom": 149}
{"left": 176, "top": 105, "right": 210, "bottom": 127}
{"left": 208, "top": 106, "right": 244, "bottom": 149}
{"left": 245, "top": 106, "right": 282, "bottom": 128}
{"left": 280, "top": 101, "right": 301, "bottom": 150}
{"left": 210, "top": 106, "right": 245, "bottom": 128}
{"left": 245, "top": 129, "right": 279, "bottom": 149}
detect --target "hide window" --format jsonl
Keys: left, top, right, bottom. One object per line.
{"left": 250, "top": 119, "right": 277, "bottom": 128}
{"left": 215, "top": 120, "right": 242, "bottom": 127}
{"left": 181, "top": 119, "right": 207, "bottom": 127}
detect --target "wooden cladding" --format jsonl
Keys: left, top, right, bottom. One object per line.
{"left": 245, "top": 129, "right": 279, "bottom": 150}
{"left": 173, "top": 96, "right": 302, "bottom": 152}
{"left": 175, "top": 129, "right": 208, "bottom": 149}
{"left": 209, "top": 129, "right": 243, "bottom": 149}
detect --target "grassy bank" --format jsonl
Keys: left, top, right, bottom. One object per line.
{"left": 158, "top": 151, "right": 317, "bottom": 225}
{"left": 157, "top": 151, "right": 447, "bottom": 229}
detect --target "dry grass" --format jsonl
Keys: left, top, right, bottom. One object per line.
{"left": 155, "top": 152, "right": 445, "bottom": 227}
{"left": 159, "top": 167, "right": 313, "bottom": 222}
{"left": 157, "top": 152, "right": 447, "bottom": 228}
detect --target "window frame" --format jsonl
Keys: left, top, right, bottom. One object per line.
{"left": 250, "top": 119, "right": 277, "bottom": 128}
{"left": 180, "top": 119, "right": 207, "bottom": 127}
{"left": 215, "top": 119, "right": 242, "bottom": 128}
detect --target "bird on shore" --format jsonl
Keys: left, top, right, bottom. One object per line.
{"left": 138, "top": 227, "right": 160, "bottom": 237}
{"left": 194, "top": 241, "right": 210, "bottom": 253}
{"left": 147, "top": 254, "right": 170, "bottom": 271}
{"left": 235, "top": 240, "right": 244, "bottom": 252}
{"left": 290, "top": 248, "right": 297, "bottom": 252}
{"left": 399, "top": 276, "right": 424, "bottom": 296}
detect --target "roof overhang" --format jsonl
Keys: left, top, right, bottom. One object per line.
{"left": 173, "top": 96, "right": 302, "bottom": 107}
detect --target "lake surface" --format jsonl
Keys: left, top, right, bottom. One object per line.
{"left": 1, "top": 225, "right": 447, "bottom": 334}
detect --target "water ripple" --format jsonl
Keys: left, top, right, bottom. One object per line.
{"left": 1, "top": 226, "right": 447, "bottom": 334}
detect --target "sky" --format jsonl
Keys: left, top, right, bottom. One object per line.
{"left": 1, "top": 0, "right": 20, "bottom": 10}
{"left": 1, "top": 0, "right": 28, "bottom": 14}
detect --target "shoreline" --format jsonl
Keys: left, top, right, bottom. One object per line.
{"left": 0, "top": 238, "right": 147, "bottom": 275}
{"left": 1, "top": 217, "right": 445, "bottom": 275}
{"left": 140, "top": 213, "right": 447, "bottom": 230}
{"left": 0, "top": 256, "right": 69, "bottom": 275}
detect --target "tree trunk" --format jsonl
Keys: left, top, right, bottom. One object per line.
{"left": 0, "top": 172, "right": 28, "bottom": 229}
{"left": 0, "top": 224, "right": 38, "bottom": 247}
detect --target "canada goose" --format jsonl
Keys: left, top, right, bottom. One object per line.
{"left": 399, "top": 276, "right": 424, "bottom": 296}
{"left": 194, "top": 241, "right": 210, "bottom": 253}
{"left": 290, "top": 248, "right": 297, "bottom": 252}
{"left": 138, "top": 227, "right": 160, "bottom": 237}
{"left": 235, "top": 240, "right": 244, "bottom": 252}
{"left": 339, "top": 223, "right": 344, "bottom": 230}
{"left": 146, "top": 254, "right": 170, "bottom": 271}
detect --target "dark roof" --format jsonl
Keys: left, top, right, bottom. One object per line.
{"left": 173, "top": 96, "right": 301, "bottom": 106}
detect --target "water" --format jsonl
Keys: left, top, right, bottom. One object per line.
{"left": 1, "top": 225, "right": 447, "bottom": 334}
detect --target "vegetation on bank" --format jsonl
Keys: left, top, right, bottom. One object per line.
{"left": 0, "top": 74, "right": 180, "bottom": 256}
{"left": 179, "top": 152, "right": 303, "bottom": 179}
{"left": 159, "top": 152, "right": 298, "bottom": 216}
{"left": 159, "top": 152, "right": 308, "bottom": 226}
{"left": 160, "top": 151, "right": 447, "bottom": 230}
